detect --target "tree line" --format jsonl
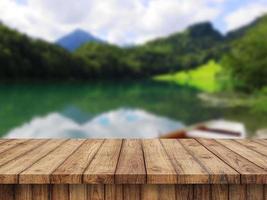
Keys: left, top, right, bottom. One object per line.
{"left": 0, "top": 14, "right": 267, "bottom": 93}
{"left": 0, "top": 22, "right": 224, "bottom": 80}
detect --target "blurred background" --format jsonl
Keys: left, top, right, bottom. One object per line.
{"left": 0, "top": 0, "right": 266, "bottom": 139}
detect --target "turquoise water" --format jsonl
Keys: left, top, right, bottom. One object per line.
{"left": 0, "top": 81, "right": 266, "bottom": 138}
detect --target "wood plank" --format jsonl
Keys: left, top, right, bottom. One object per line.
{"left": 193, "top": 185, "right": 210, "bottom": 200}
{"left": 254, "top": 139, "right": 267, "bottom": 146}
{"left": 0, "top": 139, "right": 65, "bottom": 184}
{"left": 69, "top": 184, "right": 87, "bottom": 200}
{"left": 161, "top": 139, "right": 209, "bottom": 184}
{"left": 19, "top": 139, "right": 84, "bottom": 184}
{"left": 176, "top": 185, "right": 193, "bottom": 200}
{"left": 51, "top": 139, "right": 104, "bottom": 184}
{"left": 15, "top": 185, "right": 32, "bottom": 200}
{"left": 217, "top": 139, "right": 267, "bottom": 170}
{"left": 0, "top": 139, "right": 45, "bottom": 167}
{"left": 88, "top": 185, "right": 104, "bottom": 200}
{"left": 142, "top": 139, "right": 177, "bottom": 184}
{"left": 235, "top": 139, "right": 267, "bottom": 156}
{"left": 0, "top": 139, "right": 7, "bottom": 144}
{"left": 115, "top": 139, "right": 146, "bottom": 184}
{"left": 264, "top": 185, "right": 267, "bottom": 200}
{"left": 180, "top": 139, "right": 240, "bottom": 184}
{"left": 0, "top": 139, "right": 28, "bottom": 154}
{"left": 247, "top": 185, "right": 264, "bottom": 200}
{"left": 229, "top": 185, "right": 246, "bottom": 200}
{"left": 158, "top": 185, "right": 176, "bottom": 200}
{"left": 124, "top": 185, "right": 140, "bottom": 200}
{"left": 51, "top": 185, "right": 69, "bottom": 200}
{"left": 105, "top": 185, "right": 123, "bottom": 200}
{"left": 141, "top": 185, "right": 158, "bottom": 200}
{"left": 198, "top": 139, "right": 267, "bottom": 184}
{"left": 141, "top": 185, "right": 176, "bottom": 200}
{"left": 83, "top": 139, "right": 122, "bottom": 184}
{"left": 211, "top": 185, "right": 228, "bottom": 200}
{"left": 0, "top": 185, "right": 14, "bottom": 200}
{"left": 32, "top": 185, "right": 50, "bottom": 200}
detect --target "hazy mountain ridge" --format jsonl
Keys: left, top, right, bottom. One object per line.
{"left": 56, "top": 29, "right": 103, "bottom": 52}
{"left": 0, "top": 14, "right": 266, "bottom": 80}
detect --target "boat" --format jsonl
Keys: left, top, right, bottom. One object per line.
{"left": 160, "top": 119, "right": 246, "bottom": 139}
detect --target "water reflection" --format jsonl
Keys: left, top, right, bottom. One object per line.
{"left": 5, "top": 108, "right": 184, "bottom": 138}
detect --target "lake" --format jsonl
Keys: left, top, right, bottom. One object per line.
{"left": 0, "top": 81, "right": 266, "bottom": 138}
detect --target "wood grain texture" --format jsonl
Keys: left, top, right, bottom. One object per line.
{"left": 158, "top": 185, "right": 176, "bottom": 200}
{"left": 235, "top": 140, "right": 267, "bottom": 156}
{"left": 180, "top": 139, "right": 240, "bottom": 184}
{"left": 229, "top": 185, "right": 246, "bottom": 200}
{"left": 141, "top": 185, "right": 158, "bottom": 200}
{"left": 211, "top": 185, "right": 228, "bottom": 200}
{"left": 51, "top": 185, "right": 69, "bottom": 200}
{"left": 0, "top": 184, "right": 14, "bottom": 200}
{"left": 176, "top": 185, "right": 193, "bottom": 200}
{"left": 264, "top": 185, "right": 267, "bottom": 200}
{"left": 253, "top": 139, "right": 267, "bottom": 146}
{"left": 69, "top": 184, "right": 87, "bottom": 200}
{"left": 247, "top": 185, "right": 264, "bottom": 200}
{"left": 20, "top": 139, "right": 84, "bottom": 184}
{"left": 88, "top": 185, "right": 104, "bottom": 200}
{"left": 15, "top": 184, "right": 32, "bottom": 200}
{"left": 141, "top": 185, "right": 177, "bottom": 200}
{"left": 161, "top": 139, "right": 209, "bottom": 184}
{"left": 32, "top": 185, "right": 49, "bottom": 200}
{"left": 0, "top": 139, "right": 28, "bottom": 154}
{"left": 0, "top": 139, "right": 65, "bottom": 184}
{"left": 217, "top": 140, "right": 267, "bottom": 170}
{"left": 217, "top": 140, "right": 267, "bottom": 171}
{"left": 105, "top": 185, "right": 123, "bottom": 200}
{"left": 193, "top": 185, "right": 210, "bottom": 200}
{"left": 198, "top": 139, "right": 267, "bottom": 184}
{"left": 83, "top": 139, "right": 122, "bottom": 184}
{"left": 0, "top": 139, "right": 266, "bottom": 185}
{"left": 123, "top": 185, "right": 140, "bottom": 200}
{"left": 0, "top": 139, "right": 8, "bottom": 145}
{"left": 115, "top": 139, "right": 146, "bottom": 184}
{"left": 52, "top": 139, "right": 104, "bottom": 184}
{"left": 0, "top": 139, "right": 46, "bottom": 167}
{"left": 1, "top": 183, "right": 267, "bottom": 200}
{"left": 142, "top": 139, "right": 177, "bottom": 184}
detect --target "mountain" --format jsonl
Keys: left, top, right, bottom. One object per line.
{"left": 226, "top": 15, "right": 267, "bottom": 41}
{"left": 56, "top": 29, "right": 103, "bottom": 52}
{"left": 118, "top": 22, "right": 226, "bottom": 75}
{"left": 0, "top": 22, "right": 87, "bottom": 80}
{"left": 0, "top": 14, "right": 266, "bottom": 81}
{"left": 146, "top": 22, "right": 224, "bottom": 53}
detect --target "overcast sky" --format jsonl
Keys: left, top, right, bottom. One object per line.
{"left": 0, "top": 0, "right": 267, "bottom": 45}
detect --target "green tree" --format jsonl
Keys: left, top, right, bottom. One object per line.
{"left": 222, "top": 16, "right": 267, "bottom": 91}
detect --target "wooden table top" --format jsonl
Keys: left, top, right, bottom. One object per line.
{"left": 0, "top": 139, "right": 266, "bottom": 185}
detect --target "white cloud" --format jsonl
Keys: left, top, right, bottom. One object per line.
{"left": 225, "top": 2, "right": 267, "bottom": 31}
{"left": 5, "top": 108, "right": 184, "bottom": 138}
{"left": 0, "top": 0, "right": 223, "bottom": 44}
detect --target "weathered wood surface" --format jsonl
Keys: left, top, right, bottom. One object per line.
{"left": 1, "top": 184, "right": 266, "bottom": 200}
{"left": 0, "top": 139, "right": 267, "bottom": 199}
{"left": 0, "top": 139, "right": 266, "bottom": 184}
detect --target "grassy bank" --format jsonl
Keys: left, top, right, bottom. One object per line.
{"left": 154, "top": 60, "right": 223, "bottom": 93}
{"left": 153, "top": 60, "right": 267, "bottom": 133}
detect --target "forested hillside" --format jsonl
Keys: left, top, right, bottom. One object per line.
{"left": 0, "top": 22, "right": 87, "bottom": 80}
{"left": 74, "top": 22, "right": 227, "bottom": 77}
{"left": 222, "top": 15, "right": 267, "bottom": 91}
{"left": 0, "top": 15, "right": 266, "bottom": 81}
